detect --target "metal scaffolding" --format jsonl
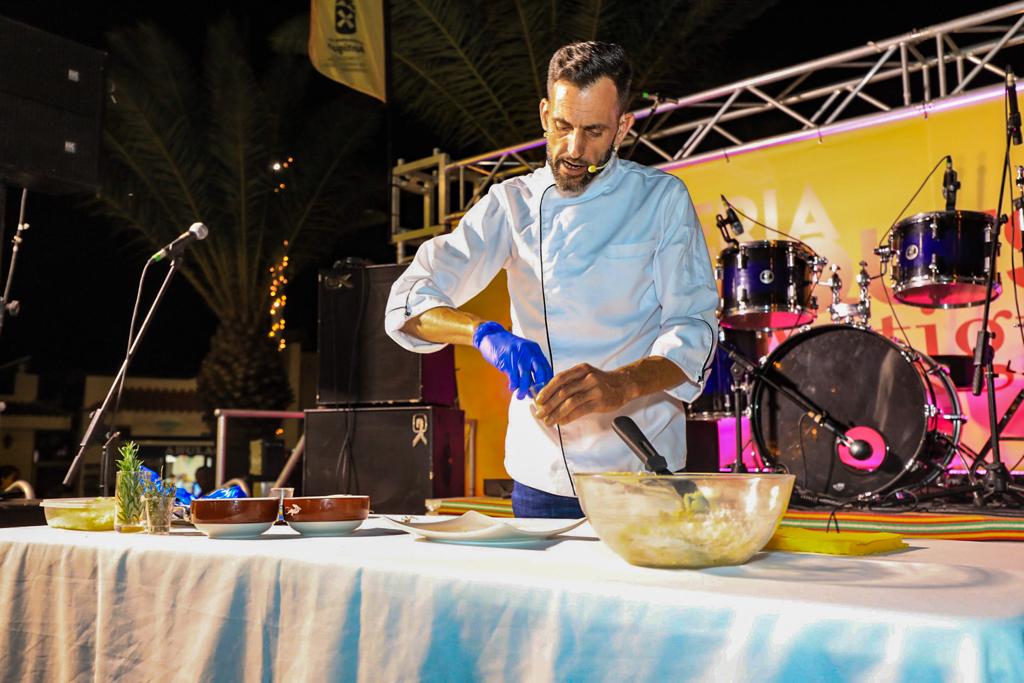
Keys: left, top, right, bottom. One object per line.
{"left": 391, "top": 3, "right": 1024, "bottom": 262}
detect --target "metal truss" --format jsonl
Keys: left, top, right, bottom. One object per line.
{"left": 391, "top": 3, "right": 1024, "bottom": 261}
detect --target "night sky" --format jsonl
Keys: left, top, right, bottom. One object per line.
{"left": 0, "top": 0, "right": 1009, "bottom": 408}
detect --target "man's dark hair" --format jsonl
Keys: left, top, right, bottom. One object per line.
{"left": 547, "top": 41, "right": 632, "bottom": 112}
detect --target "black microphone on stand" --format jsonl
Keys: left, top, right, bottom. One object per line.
{"left": 942, "top": 157, "right": 960, "bottom": 211}
{"left": 721, "top": 195, "right": 744, "bottom": 235}
{"left": 844, "top": 436, "right": 873, "bottom": 460}
{"left": 1007, "top": 70, "right": 1022, "bottom": 146}
{"left": 972, "top": 333, "right": 987, "bottom": 396}
{"left": 151, "top": 223, "right": 208, "bottom": 262}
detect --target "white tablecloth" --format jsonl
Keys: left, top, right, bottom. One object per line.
{"left": 1, "top": 520, "right": 1023, "bottom": 682}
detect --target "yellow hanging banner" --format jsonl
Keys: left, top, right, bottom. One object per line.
{"left": 309, "top": 0, "right": 386, "bottom": 102}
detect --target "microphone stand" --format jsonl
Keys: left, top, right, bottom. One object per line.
{"left": 964, "top": 74, "right": 1024, "bottom": 507}
{"left": 729, "top": 362, "right": 749, "bottom": 473}
{"left": 719, "top": 342, "right": 854, "bottom": 454}
{"left": 0, "top": 188, "right": 29, "bottom": 338}
{"left": 63, "top": 256, "right": 183, "bottom": 492}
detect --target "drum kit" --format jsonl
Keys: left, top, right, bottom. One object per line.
{"left": 688, "top": 178, "right": 1017, "bottom": 506}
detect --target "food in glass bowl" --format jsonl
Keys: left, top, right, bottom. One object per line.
{"left": 40, "top": 497, "right": 117, "bottom": 531}
{"left": 575, "top": 472, "right": 795, "bottom": 568}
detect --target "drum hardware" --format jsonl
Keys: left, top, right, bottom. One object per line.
{"left": 826, "top": 261, "right": 872, "bottom": 327}
{"left": 873, "top": 244, "right": 892, "bottom": 269}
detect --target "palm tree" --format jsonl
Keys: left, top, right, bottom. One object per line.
{"left": 273, "top": 1, "right": 774, "bottom": 154}
{"left": 387, "top": 0, "right": 776, "bottom": 152}
{"left": 94, "top": 18, "right": 379, "bottom": 423}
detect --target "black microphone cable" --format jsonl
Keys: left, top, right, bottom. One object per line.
{"left": 537, "top": 182, "right": 576, "bottom": 496}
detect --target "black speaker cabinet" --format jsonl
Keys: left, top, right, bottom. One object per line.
{"left": 0, "top": 17, "right": 105, "bottom": 194}
{"left": 317, "top": 262, "right": 457, "bottom": 406}
{"left": 303, "top": 406, "right": 465, "bottom": 513}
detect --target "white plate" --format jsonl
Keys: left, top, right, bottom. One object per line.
{"left": 383, "top": 510, "right": 586, "bottom": 544}
{"left": 194, "top": 521, "right": 274, "bottom": 539}
{"left": 286, "top": 519, "right": 364, "bottom": 536}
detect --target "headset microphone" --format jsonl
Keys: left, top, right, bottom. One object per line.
{"left": 587, "top": 147, "right": 619, "bottom": 173}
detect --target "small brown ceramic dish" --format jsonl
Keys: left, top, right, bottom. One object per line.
{"left": 283, "top": 495, "right": 370, "bottom": 536}
{"left": 190, "top": 497, "right": 279, "bottom": 539}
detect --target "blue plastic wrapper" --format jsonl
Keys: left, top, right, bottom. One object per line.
{"left": 139, "top": 465, "right": 247, "bottom": 509}
{"left": 202, "top": 485, "right": 247, "bottom": 499}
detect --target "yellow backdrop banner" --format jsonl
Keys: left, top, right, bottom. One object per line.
{"left": 677, "top": 87, "right": 1023, "bottom": 473}
{"left": 456, "top": 87, "right": 1024, "bottom": 495}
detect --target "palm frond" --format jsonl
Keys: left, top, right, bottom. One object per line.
{"left": 391, "top": 0, "right": 539, "bottom": 148}
{"left": 95, "top": 18, "right": 379, "bottom": 326}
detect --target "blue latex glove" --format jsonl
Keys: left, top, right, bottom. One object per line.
{"left": 473, "top": 321, "right": 553, "bottom": 399}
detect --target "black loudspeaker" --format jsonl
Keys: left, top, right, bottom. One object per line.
{"left": 0, "top": 16, "right": 105, "bottom": 193}
{"left": 317, "top": 262, "right": 457, "bottom": 406}
{"left": 303, "top": 406, "right": 465, "bottom": 513}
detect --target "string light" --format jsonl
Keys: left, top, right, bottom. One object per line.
{"left": 271, "top": 157, "right": 294, "bottom": 192}
{"left": 267, "top": 239, "right": 290, "bottom": 351}
{"left": 268, "top": 158, "right": 294, "bottom": 342}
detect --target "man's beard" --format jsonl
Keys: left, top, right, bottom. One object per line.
{"left": 547, "top": 143, "right": 615, "bottom": 194}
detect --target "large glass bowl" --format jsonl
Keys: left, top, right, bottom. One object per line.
{"left": 575, "top": 472, "right": 795, "bottom": 568}
{"left": 40, "top": 497, "right": 116, "bottom": 531}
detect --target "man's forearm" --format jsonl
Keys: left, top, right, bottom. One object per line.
{"left": 614, "top": 356, "right": 689, "bottom": 403}
{"left": 533, "top": 355, "right": 691, "bottom": 426}
{"left": 400, "top": 306, "right": 487, "bottom": 346}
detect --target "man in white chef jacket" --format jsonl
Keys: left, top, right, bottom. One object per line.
{"left": 385, "top": 41, "right": 718, "bottom": 518}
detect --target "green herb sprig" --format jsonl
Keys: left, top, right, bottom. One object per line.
{"left": 115, "top": 441, "right": 144, "bottom": 526}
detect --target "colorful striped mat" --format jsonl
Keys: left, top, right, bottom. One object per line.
{"left": 426, "top": 497, "right": 1024, "bottom": 541}
{"left": 781, "top": 509, "right": 1024, "bottom": 541}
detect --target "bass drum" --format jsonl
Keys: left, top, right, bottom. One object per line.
{"left": 751, "top": 325, "right": 962, "bottom": 502}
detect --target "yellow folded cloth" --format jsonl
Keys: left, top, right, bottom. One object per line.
{"left": 765, "top": 526, "right": 907, "bottom": 556}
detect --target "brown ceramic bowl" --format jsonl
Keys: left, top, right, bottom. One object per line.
{"left": 283, "top": 495, "right": 370, "bottom": 536}
{"left": 283, "top": 495, "right": 370, "bottom": 521}
{"left": 191, "top": 497, "right": 279, "bottom": 539}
